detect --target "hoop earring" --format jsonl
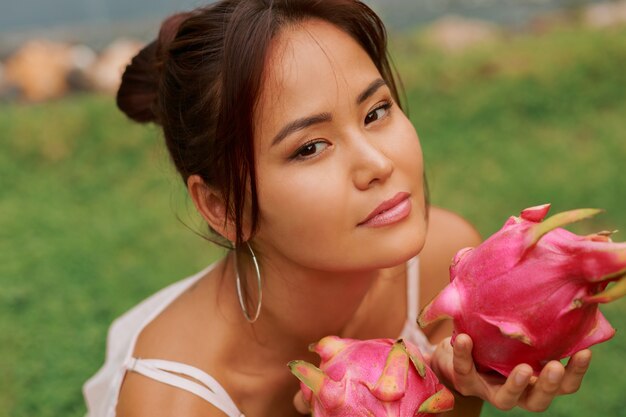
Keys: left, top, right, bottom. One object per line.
{"left": 234, "top": 241, "right": 262, "bottom": 323}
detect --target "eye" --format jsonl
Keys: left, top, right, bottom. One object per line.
{"left": 292, "top": 140, "right": 329, "bottom": 160}
{"left": 365, "top": 101, "right": 393, "bottom": 125}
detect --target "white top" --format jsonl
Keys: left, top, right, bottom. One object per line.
{"left": 83, "top": 256, "right": 435, "bottom": 417}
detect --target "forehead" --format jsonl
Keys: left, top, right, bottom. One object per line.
{"left": 255, "top": 19, "right": 382, "bottom": 138}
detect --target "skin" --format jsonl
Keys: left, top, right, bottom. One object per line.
{"left": 116, "top": 19, "right": 590, "bottom": 417}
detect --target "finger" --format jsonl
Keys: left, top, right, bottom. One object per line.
{"left": 450, "top": 334, "right": 480, "bottom": 396}
{"left": 523, "top": 361, "right": 564, "bottom": 412}
{"left": 560, "top": 350, "right": 591, "bottom": 395}
{"left": 293, "top": 390, "right": 311, "bottom": 415}
{"left": 452, "top": 334, "right": 474, "bottom": 376}
{"left": 491, "top": 364, "right": 533, "bottom": 410}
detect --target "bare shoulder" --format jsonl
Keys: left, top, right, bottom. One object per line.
{"left": 423, "top": 206, "right": 482, "bottom": 258}
{"left": 116, "top": 264, "right": 233, "bottom": 417}
{"left": 117, "top": 370, "right": 228, "bottom": 417}
{"left": 419, "top": 206, "right": 481, "bottom": 341}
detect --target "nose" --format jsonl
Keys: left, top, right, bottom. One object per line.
{"left": 350, "top": 135, "right": 394, "bottom": 190}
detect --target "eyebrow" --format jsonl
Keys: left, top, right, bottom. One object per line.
{"left": 357, "top": 78, "right": 387, "bottom": 106}
{"left": 271, "top": 112, "right": 332, "bottom": 147}
{"left": 271, "top": 78, "right": 387, "bottom": 147}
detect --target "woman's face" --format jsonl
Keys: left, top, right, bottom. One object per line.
{"left": 251, "top": 19, "right": 426, "bottom": 272}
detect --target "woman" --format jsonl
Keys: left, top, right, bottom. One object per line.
{"left": 83, "top": 1, "right": 591, "bottom": 416}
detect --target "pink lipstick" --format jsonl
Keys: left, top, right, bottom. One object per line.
{"left": 358, "top": 192, "right": 411, "bottom": 227}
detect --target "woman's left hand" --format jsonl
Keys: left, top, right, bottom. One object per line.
{"left": 293, "top": 390, "right": 311, "bottom": 415}
{"left": 431, "top": 333, "right": 592, "bottom": 412}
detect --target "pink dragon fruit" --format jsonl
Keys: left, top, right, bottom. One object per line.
{"left": 419, "top": 203, "right": 626, "bottom": 377}
{"left": 289, "top": 337, "right": 454, "bottom": 417}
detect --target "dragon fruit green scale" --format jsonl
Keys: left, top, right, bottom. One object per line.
{"left": 289, "top": 337, "right": 454, "bottom": 417}
{"left": 419, "top": 204, "right": 626, "bottom": 377}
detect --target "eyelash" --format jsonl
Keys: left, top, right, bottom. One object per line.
{"left": 289, "top": 100, "right": 394, "bottom": 161}
{"left": 365, "top": 100, "right": 393, "bottom": 125}
{"left": 290, "top": 140, "right": 328, "bottom": 161}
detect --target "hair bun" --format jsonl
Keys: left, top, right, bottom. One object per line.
{"left": 116, "top": 12, "right": 193, "bottom": 124}
{"left": 156, "top": 12, "right": 193, "bottom": 54}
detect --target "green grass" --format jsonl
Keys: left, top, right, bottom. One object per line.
{"left": 395, "top": 25, "right": 626, "bottom": 417}
{"left": 1, "top": 24, "right": 625, "bottom": 417}
{"left": 0, "top": 96, "right": 227, "bottom": 416}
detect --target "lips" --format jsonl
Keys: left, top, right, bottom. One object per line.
{"left": 358, "top": 192, "right": 412, "bottom": 227}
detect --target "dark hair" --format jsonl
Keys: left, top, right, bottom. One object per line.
{"left": 117, "top": 0, "right": 404, "bottom": 247}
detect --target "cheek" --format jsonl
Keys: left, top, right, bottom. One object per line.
{"left": 255, "top": 166, "right": 348, "bottom": 239}
{"left": 390, "top": 117, "right": 424, "bottom": 178}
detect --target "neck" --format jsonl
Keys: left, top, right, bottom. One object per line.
{"left": 223, "top": 250, "right": 382, "bottom": 367}
{"left": 262, "top": 261, "right": 379, "bottom": 344}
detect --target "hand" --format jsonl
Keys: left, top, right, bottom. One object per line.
{"left": 293, "top": 390, "right": 311, "bottom": 415}
{"left": 431, "top": 334, "right": 592, "bottom": 412}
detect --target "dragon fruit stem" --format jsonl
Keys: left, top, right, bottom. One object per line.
{"left": 367, "top": 340, "right": 408, "bottom": 401}
{"left": 417, "top": 387, "right": 455, "bottom": 414}
{"left": 288, "top": 360, "right": 327, "bottom": 395}
{"left": 527, "top": 208, "right": 603, "bottom": 248}
{"left": 584, "top": 275, "right": 626, "bottom": 303}
{"left": 401, "top": 339, "right": 427, "bottom": 377}
{"left": 309, "top": 335, "right": 352, "bottom": 361}
{"left": 418, "top": 284, "right": 461, "bottom": 328}
{"left": 520, "top": 203, "right": 551, "bottom": 222}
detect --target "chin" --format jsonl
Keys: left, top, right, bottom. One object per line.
{"left": 391, "top": 217, "right": 427, "bottom": 262}
{"left": 376, "top": 238, "right": 424, "bottom": 268}
{"left": 358, "top": 222, "right": 427, "bottom": 270}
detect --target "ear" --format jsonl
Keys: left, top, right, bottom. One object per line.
{"left": 187, "top": 175, "right": 237, "bottom": 242}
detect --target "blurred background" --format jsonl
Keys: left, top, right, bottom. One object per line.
{"left": 0, "top": 1, "right": 625, "bottom": 416}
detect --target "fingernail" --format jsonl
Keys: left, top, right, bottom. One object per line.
{"left": 515, "top": 370, "right": 530, "bottom": 386}
{"left": 577, "top": 355, "right": 590, "bottom": 368}
{"left": 548, "top": 369, "right": 560, "bottom": 383}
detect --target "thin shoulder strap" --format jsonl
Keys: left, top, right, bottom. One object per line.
{"left": 126, "top": 358, "right": 244, "bottom": 417}
{"left": 406, "top": 256, "right": 420, "bottom": 324}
